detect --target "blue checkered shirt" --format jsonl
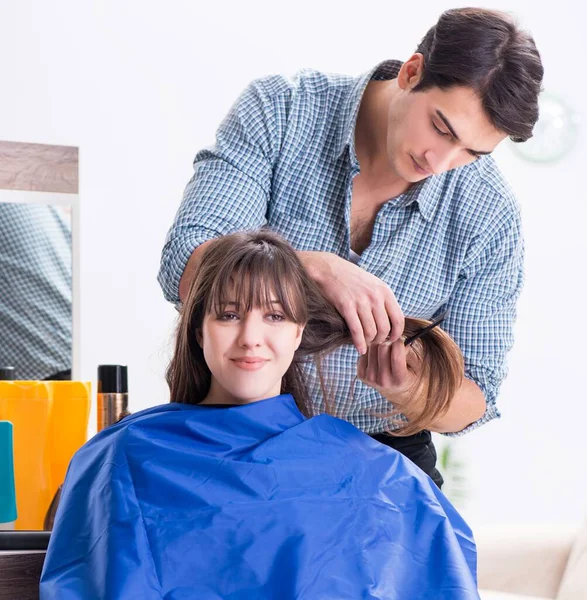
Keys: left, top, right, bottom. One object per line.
{"left": 0, "top": 202, "right": 72, "bottom": 380}
{"left": 158, "top": 60, "right": 524, "bottom": 436}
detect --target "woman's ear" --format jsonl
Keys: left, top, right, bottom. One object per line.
{"left": 294, "top": 324, "right": 305, "bottom": 350}
{"left": 196, "top": 329, "right": 203, "bottom": 347}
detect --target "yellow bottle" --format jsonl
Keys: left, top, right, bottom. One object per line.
{"left": 0, "top": 380, "right": 91, "bottom": 530}
{"left": 0, "top": 381, "right": 53, "bottom": 530}
{"left": 47, "top": 381, "right": 91, "bottom": 500}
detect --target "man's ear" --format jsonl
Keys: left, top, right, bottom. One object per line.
{"left": 397, "top": 53, "right": 425, "bottom": 91}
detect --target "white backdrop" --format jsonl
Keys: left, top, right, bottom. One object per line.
{"left": 1, "top": 0, "right": 585, "bottom": 528}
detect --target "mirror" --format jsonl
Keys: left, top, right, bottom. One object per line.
{"left": 0, "top": 141, "right": 79, "bottom": 381}
{"left": 0, "top": 200, "right": 73, "bottom": 380}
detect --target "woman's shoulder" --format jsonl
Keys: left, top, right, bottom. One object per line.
{"left": 309, "top": 413, "right": 374, "bottom": 438}
{"left": 69, "top": 403, "right": 196, "bottom": 472}
{"left": 302, "top": 413, "right": 392, "bottom": 457}
{"left": 304, "top": 414, "right": 436, "bottom": 477}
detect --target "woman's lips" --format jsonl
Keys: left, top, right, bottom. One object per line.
{"left": 231, "top": 358, "right": 269, "bottom": 371}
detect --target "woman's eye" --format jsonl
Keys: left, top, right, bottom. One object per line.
{"left": 432, "top": 122, "right": 450, "bottom": 137}
{"left": 218, "top": 312, "right": 239, "bottom": 321}
{"left": 268, "top": 313, "right": 286, "bottom": 322}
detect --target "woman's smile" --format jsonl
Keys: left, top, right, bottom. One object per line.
{"left": 230, "top": 357, "right": 269, "bottom": 371}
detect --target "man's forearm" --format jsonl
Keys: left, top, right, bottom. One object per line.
{"left": 178, "top": 240, "right": 215, "bottom": 303}
{"left": 297, "top": 250, "right": 331, "bottom": 284}
{"left": 427, "top": 377, "right": 487, "bottom": 434}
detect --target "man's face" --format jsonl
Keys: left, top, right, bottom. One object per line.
{"left": 386, "top": 82, "right": 507, "bottom": 183}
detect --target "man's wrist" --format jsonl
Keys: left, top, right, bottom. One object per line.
{"left": 297, "top": 250, "right": 334, "bottom": 285}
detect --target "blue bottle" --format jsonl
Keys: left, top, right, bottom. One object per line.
{"left": 0, "top": 421, "right": 17, "bottom": 529}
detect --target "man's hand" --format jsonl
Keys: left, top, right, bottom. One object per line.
{"left": 357, "top": 339, "right": 423, "bottom": 417}
{"left": 299, "top": 251, "right": 404, "bottom": 354}
{"left": 358, "top": 338, "right": 487, "bottom": 433}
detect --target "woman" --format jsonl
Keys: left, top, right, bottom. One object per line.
{"left": 40, "top": 231, "right": 478, "bottom": 599}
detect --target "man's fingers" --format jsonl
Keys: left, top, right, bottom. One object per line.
{"left": 371, "top": 304, "right": 392, "bottom": 344}
{"left": 384, "top": 294, "right": 405, "bottom": 343}
{"left": 376, "top": 342, "right": 393, "bottom": 388}
{"left": 328, "top": 268, "right": 403, "bottom": 354}
{"left": 341, "top": 306, "right": 367, "bottom": 355}
{"left": 357, "top": 303, "right": 378, "bottom": 346}
{"left": 365, "top": 344, "right": 379, "bottom": 382}
{"left": 357, "top": 352, "right": 367, "bottom": 381}
{"left": 390, "top": 340, "right": 408, "bottom": 382}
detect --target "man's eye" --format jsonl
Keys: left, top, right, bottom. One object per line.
{"left": 432, "top": 122, "right": 450, "bottom": 137}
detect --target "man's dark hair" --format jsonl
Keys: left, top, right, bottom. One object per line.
{"left": 414, "top": 8, "right": 544, "bottom": 142}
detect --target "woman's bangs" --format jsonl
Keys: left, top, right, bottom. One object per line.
{"left": 208, "top": 256, "right": 306, "bottom": 322}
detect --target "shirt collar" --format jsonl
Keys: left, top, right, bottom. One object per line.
{"left": 333, "top": 59, "right": 444, "bottom": 223}
{"left": 407, "top": 176, "right": 445, "bottom": 222}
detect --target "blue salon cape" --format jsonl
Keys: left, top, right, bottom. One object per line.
{"left": 40, "top": 394, "right": 479, "bottom": 599}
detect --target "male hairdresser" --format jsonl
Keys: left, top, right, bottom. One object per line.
{"left": 159, "top": 8, "right": 544, "bottom": 487}
{"left": 0, "top": 203, "right": 72, "bottom": 380}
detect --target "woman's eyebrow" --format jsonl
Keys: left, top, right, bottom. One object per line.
{"left": 436, "top": 110, "right": 492, "bottom": 156}
{"left": 224, "top": 300, "right": 282, "bottom": 306}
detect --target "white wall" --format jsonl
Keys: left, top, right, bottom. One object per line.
{"left": 1, "top": 0, "right": 585, "bottom": 528}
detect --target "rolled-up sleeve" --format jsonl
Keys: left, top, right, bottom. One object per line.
{"left": 158, "top": 79, "right": 282, "bottom": 303}
{"left": 442, "top": 189, "right": 524, "bottom": 436}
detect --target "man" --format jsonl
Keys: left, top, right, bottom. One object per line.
{"left": 158, "top": 8, "right": 544, "bottom": 487}
{"left": 0, "top": 202, "right": 72, "bottom": 380}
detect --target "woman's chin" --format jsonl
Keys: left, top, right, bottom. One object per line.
{"left": 223, "top": 385, "right": 280, "bottom": 404}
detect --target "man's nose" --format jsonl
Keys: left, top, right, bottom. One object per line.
{"left": 425, "top": 147, "right": 460, "bottom": 175}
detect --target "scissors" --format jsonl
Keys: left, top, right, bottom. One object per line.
{"left": 404, "top": 309, "right": 449, "bottom": 347}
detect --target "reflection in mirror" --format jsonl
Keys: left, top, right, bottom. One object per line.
{"left": 0, "top": 201, "right": 72, "bottom": 380}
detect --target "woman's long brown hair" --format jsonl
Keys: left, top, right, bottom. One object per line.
{"left": 166, "top": 230, "right": 464, "bottom": 436}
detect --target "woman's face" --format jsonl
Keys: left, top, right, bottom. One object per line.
{"left": 197, "top": 297, "right": 304, "bottom": 405}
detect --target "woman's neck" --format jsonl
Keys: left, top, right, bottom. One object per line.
{"left": 200, "top": 379, "right": 281, "bottom": 406}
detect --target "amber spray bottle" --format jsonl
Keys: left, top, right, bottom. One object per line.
{"left": 97, "top": 365, "right": 130, "bottom": 432}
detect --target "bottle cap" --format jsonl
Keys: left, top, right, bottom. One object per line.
{"left": 0, "top": 367, "right": 15, "bottom": 381}
{"left": 0, "top": 422, "right": 17, "bottom": 524}
{"left": 97, "top": 365, "right": 128, "bottom": 394}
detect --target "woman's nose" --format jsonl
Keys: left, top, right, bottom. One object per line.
{"left": 237, "top": 315, "right": 263, "bottom": 348}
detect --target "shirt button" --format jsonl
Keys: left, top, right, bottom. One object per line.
{"left": 379, "top": 216, "right": 387, "bottom": 225}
